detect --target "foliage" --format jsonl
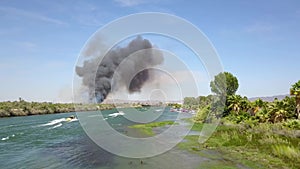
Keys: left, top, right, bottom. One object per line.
{"left": 167, "top": 103, "right": 182, "bottom": 109}
{"left": 272, "top": 144, "right": 300, "bottom": 160}
{"left": 180, "top": 75, "right": 300, "bottom": 168}
{"left": 194, "top": 105, "right": 210, "bottom": 123}
{"left": 210, "top": 72, "right": 239, "bottom": 96}
{"left": 290, "top": 80, "right": 300, "bottom": 97}
{"left": 183, "top": 97, "right": 198, "bottom": 107}
{"left": 283, "top": 119, "right": 300, "bottom": 130}
{"left": 290, "top": 80, "right": 300, "bottom": 120}
{"left": 184, "top": 89, "right": 297, "bottom": 128}
{"left": 226, "top": 95, "right": 250, "bottom": 114}
{"left": 267, "top": 97, "right": 296, "bottom": 123}
{"left": 225, "top": 111, "right": 251, "bottom": 124}
{"left": 183, "top": 95, "right": 216, "bottom": 110}
{"left": 183, "top": 80, "right": 299, "bottom": 130}
{"left": 0, "top": 100, "right": 115, "bottom": 117}
{"left": 128, "top": 121, "right": 177, "bottom": 136}
{"left": 178, "top": 123, "right": 300, "bottom": 169}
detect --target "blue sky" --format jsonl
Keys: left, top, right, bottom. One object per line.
{"left": 0, "top": 0, "right": 299, "bottom": 102}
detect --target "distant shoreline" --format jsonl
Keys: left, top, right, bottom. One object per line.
{"left": 0, "top": 100, "right": 115, "bottom": 118}
{"left": 0, "top": 100, "right": 169, "bottom": 118}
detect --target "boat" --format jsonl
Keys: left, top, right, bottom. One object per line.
{"left": 65, "top": 115, "right": 77, "bottom": 122}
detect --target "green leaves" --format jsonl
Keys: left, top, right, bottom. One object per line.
{"left": 291, "top": 80, "right": 300, "bottom": 92}
{"left": 210, "top": 72, "right": 239, "bottom": 96}
{"left": 290, "top": 80, "right": 300, "bottom": 97}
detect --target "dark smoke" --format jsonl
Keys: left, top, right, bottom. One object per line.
{"left": 76, "top": 36, "right": 164, "bottom": 103}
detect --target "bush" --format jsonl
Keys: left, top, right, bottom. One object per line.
{"left": 194, "top": 105, "right": 210, "bottom": 123}
{"left": 225, "top": 111, "right": 251, "bottom": 124}
{"left": 283, "top": 119, "right": 300, "bottom": 130}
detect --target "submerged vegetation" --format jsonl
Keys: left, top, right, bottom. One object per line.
{"left": 128, "top": 121, "right": 177, "bottom": 136}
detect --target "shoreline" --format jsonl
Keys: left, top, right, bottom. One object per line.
{"left": 127, "top": 119, "right": 250, "bottom": 168}
{"left": 178, "top": 121, "right": 300, "bottom": 169}
{"left": 0, "top": 101, "right": 169, "bottom": 118}
{"left": 128, "top": 118, "right": 300, "bottom": 168}
{"left": 0, "top": 101, "right": 115, "bottom": 118}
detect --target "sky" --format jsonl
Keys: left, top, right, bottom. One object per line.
{"left": 0, "top": 0, "right": 299, "bottom": 102}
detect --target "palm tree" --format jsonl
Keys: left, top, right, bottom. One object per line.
{"left": 267, "top": 99, "right": 288, "bottom": 123}
{"left": 227, "top": 95, "right": 251, "bottom": 114}
{"left": 227, "top": 95, "right": 242, "bottom": 113}
{"left": 281, "top": 96, "right": 296, "bottom": 119}
{"left": 251, "top": 98, "right": 267, "bottom": 116}
{"left": 255, "top": 107, "right": 269, "bottom": 123}
{"left": 290, "top": 80, "right": 300, "bottom": 119}
{"left": 240, "top": 96, "right": 251, "bottom": 112}
{"left": 227, "top": 95, "right": 249, "bottom": 114}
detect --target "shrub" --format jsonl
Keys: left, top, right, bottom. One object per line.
{"left": 194, "top": 105, "right": 210, "bottom": 123}
{"left": 283, "top": 119, "right": 300, "bottom": 130}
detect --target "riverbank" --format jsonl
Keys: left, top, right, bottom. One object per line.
{"left": 129, "top": 119, "right": 300, "bottom": 169}
{"left": 0, "top": 100, "right": 115, "bottom": 117}
{"left": 180, "top": 121, "right": 300, "bottom": 169}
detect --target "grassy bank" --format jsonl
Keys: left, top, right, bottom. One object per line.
{"left": 178, "top": 122, "right": 300, "bottom": 169}
{"left": 128, "top": 121, "right": 177, "bottom": 136}
{"left": 128, "top": 118, "right": 299, "bottom": 168}
{"left": 176, "top": 78, "right": 300, "bottom": 168}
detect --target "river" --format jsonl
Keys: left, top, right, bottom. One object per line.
{"left": 0, "top": 108, "right": 248, "bottom": 169}
{"left": 0, "top": 107, "right": 213, "bottom": 169}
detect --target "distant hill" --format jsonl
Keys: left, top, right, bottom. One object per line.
{"left": 249, "top": 94, "right": 289, "bottom": 102}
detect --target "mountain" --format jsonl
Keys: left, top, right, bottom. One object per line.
{"left": 249, "top": 94, "right": 289, "bottom": 102}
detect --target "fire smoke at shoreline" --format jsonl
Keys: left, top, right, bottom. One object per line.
{"left": 76, "top": 36, "right": 164, "bottom": 103}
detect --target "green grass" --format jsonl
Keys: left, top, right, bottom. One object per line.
{"left": 129, "top": 118, "right": 300, "bottom": 168}
{"left": 178, "top": 121, "right": 300, "bottom": 169}
{"left": 191, "top": 122, "right": 204, "bottom": 131}
{"left": 197, "top": 161, "right": 241, "bottom": 169}
{"left": 272, "top": 144, "right": 300, "bottom": 160}
{"left": 128, "top": 121, "right": 178, "bottom": 136}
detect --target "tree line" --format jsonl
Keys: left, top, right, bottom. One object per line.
{"left": 0, "top": 98, "right": 114, "bottom": 117}
{"left": 184, "top": 72, "right": 300, "bottom": 129}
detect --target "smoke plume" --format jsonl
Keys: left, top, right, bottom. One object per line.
{"left": 76, "top": 36, "right": 164, "bottom": 103}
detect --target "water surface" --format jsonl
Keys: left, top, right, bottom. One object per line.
{"left": 0, "top": 108, "right": 206, "bottom": 169}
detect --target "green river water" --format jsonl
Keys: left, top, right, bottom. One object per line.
{"left": 0, "top": 108, "right": 229, "bottom": 169}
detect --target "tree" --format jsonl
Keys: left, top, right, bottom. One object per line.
{"left": 210, "top": 72, "right": 239, "bottom": 96}
{"left": 183, "top": 97, "right": 198, "bottom": 107}
{"left": 197, "top": 95, "right": 214, "bottom": 107}
{"left": 290, "top": 80, "right": 300, "bottom": 119}
{"left": 282, "top": 96, "right": 296, "bottom": 119}
{"left": 267, "top": 99, "right": 288, "bottom": 123}
{"left": 251, "top": 98, "right": 267, "bottom": 115}
{"left": 227, "top": 95, "right": 250, "bottom": 115}
{"left": 227, "top": 95, "right": 243, "bottom": 113}
{"left": 194, "top": 105, "right": 210, "bottom": 123}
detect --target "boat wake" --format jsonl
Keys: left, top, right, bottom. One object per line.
{"left": 51, "top": 123, "right": 62, "bottom": 129}
{"left": 38, "top": 116, "right": 78, "bottom": 129}
{"left": 1, "top": 136, "right": 9, "bottom": 141}
{"left": 108, "top": 111, "right": 125, "bottom": 118}
{"left": 39, "top": 118, "right": 66, "bottom": 127}
{"left": 1, "top": 134, "right": 15, "bottom": 141}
